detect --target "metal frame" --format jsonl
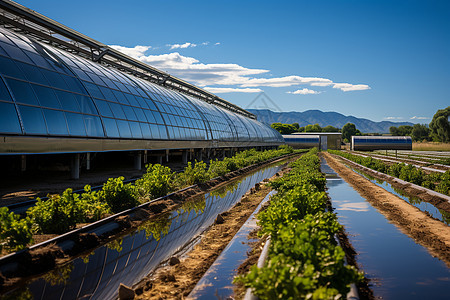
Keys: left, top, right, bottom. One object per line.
{"left": 0, "top": 0, "right": 256, "bottom": 119}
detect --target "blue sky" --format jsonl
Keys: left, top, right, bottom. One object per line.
{"left": 15, "top": 0, "right": 450, "bottom": 123}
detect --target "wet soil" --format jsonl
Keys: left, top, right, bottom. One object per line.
{"left": 133, "top": 171, "right": 288, "bottom": 299}
{"left": 323, "top": 152, "right": 450, "bottom": 267}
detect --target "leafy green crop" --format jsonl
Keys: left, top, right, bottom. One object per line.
{"left": 329, "top": 150, "right": 450, "bottom": 196}
{"left": 236, "top": 148, "right": 362, "bottom": 299}
{"left": 0, "top": 207, "right": 33, "bottom": 251}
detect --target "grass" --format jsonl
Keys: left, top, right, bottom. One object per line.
{"left": 412, "top": 142, "right": 450, "bottom": 151}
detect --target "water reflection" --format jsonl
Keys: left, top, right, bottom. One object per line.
{"left": 1, "top": 163, "right": 283, "bottom": 300}
{"left": 321, "top": 158, "right": 450, "bottom": 299}
{"left": 348, "top": 166, "right": 449, "bottom": 225}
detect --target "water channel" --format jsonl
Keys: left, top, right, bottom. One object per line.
{"left": 1, "top": 161, "right": 286, "bottom": 300}
{"left": 321, "top": 158, "right": 450, "bottom": 299}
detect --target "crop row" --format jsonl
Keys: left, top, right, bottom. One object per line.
{"left": 330, "top": 150, "right": 450, "bottom": 196}
{"left": 0, "top": 146, "right": 298, "bottom": 254}
{"left": 236, "top": 148, "right": 362, "bottom": 299}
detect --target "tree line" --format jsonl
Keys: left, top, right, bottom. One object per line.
{"left": 271, "top": 106, "right": 450, "bottom": 143}
{"left": 390, "top": 106, "right": 450, "bottom": 142}
{"left": 271, "top": 122, "right": 361, "bottom": 143}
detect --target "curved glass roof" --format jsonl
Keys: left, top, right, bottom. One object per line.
{"left": 0, "top": 27, "right": 283, "bottom": 146}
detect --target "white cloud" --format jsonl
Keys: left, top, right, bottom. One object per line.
{"left": 204, "top": 87, "right": 263, "bottom": 93}
{"left": 168, "top": 42, "right": 197, "bottom": 50}
{"left": 410, "top": 116, "right": 429, "bottom": 120}
{"left": 108, "top": 45, "right": 370, "bottom": 93}
{"left": 332, "top": 83, "right": 371, "bottom": 92}
{"left": 287, "top": 88, "right": 321, "bottom": 95}
{"left": 109, "top": 45, "right": 151, "bottom": 58}
{"left": 384, "top": 117, "right": 404, "bottom": 120}
{"left": 214, "top": 42, "right": 221, "bottom": 46}
{"left": 241, "top": 76, "right": 333, "bottom": 88}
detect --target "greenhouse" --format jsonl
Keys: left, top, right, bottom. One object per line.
{"left": 0, "top": 1, "right": 283, "bottom": 177}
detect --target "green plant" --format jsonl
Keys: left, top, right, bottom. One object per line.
{"left": 176, "top": 160, "right": 209, "bottom": 187}
{"left": 27, "top": 189, "right": 85, "bottom": 234}
{"left": 0, "top": 207, "right": 33, "bottom": 252}
{"left": 99, "top": 177, "right": 138, "bottom": 213}
{"left": 135, "top": 164, "right": 174, "bottom": 201}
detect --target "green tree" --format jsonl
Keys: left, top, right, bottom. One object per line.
{"left": 429, "top": 106, "right": 450, "bottom": 142}
{"left": 322, "top": 125, "right": 340, "bottom": 132}
{"left": 271, "top": 123, "right": 297, "bottom": 134}
{"left": 304, "top": 123, "right": 322, "bottom": 132}
{"left": 292, "top": 122, "right": 300, "bottom": 131}
{"left": 411, "top": 124, "right": 431, "bottom": 142}
{"left": 342, "top": 123, "right": 360, "bottom": 143}
{"left": 390, "top": 125, "right": 413, "bottom": 136}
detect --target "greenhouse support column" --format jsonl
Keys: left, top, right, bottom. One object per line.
{"left": 71, "top": 153, "right": 80, "bottom": 180}
{"left": 144, "top": 150, "right": 148, "bottom": 164}
{"left": 20, "top": 155, "right": 26, "bottom": 172}
{"left": 182, "top": 150, "right": 188, "bottom": 164}
{"left": 134, "top": 152, "right": 142, "bottom": 170}
{"left": 198, "top": 149, "right": 203, "bottom": 161}
{"left": 157, "top": 155, "right": 163, "bottom": 164}
{"left": 166, "top": 149, "right": 170, "bottom": 162}
{"left": 86, "top": 152, "right": 91, "bottom": 171}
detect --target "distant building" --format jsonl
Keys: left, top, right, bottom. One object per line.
{"left": 283, "top": 132, "right": 342, "bottom": 150}
{"left": 351, "top": 136, "right": 412, "bottom": 151}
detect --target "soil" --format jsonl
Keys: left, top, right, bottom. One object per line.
{"left": 322, "top": 152, "right": 450, "bottom": 267}
{"left": 133, "top": 169, "right": 291, "bottom": 300}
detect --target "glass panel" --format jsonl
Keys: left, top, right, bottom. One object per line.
{"left": 16, "top": 62, "right": 49, "bottom": 85}
{"left": 41, "top": 69, "right": 69, "bottom": 90}
{"left": 0, "top": 79, "right": 12, "bottom": 101}
{"left": 122, "top": 105, "right": 138, "bottom": 121}
{"left": 18, "top": 105, "right": 47, "bottom": 134}
{"left": 109, "top": 102, "right": 126, "bottom": 119}
{"left": 125, "top": 94, "right": 139, "bottom": 107}
{"left": 139, "top": 123, "right": 151, "bottom": 139}
{"left": 0, "top": 101, "right": 22, "bottom": 133}
{"left": 6, "top": 79, "right": 39, "bottom": 105}
{"left": 0, "top": 42, "right": 33, "bottom": 64}
{"left": 55, "top": 90, "right": 81, "bottom": 112}
{"left": 0, "top": 55, "right": 26, "bottom": 79}
{"left": 25, "top": 51, "right": 55, "bottom": 70}
{"left": 94, "top": 99, "right": 114, "bottom": 117}
{"left": 76, "top": 95, "right": 98, "bottom": 115}
{"left": 63, "top": 76, "right": 87, "bottom": 94}
{"left": 65, "top": 112, "right": 86, "bottom": 136}
{"left": 133, "top": 107, "right": 147, "bottom": 122}
{"left": 99, "top": 86, "right": 117, "bottom": 102}
{"left": 149, "top": 124, "right": 160, "bottom": 139}
{"left": 84, "top": 81, "right": 104, "bottom": 99}
{"left": 117, "top": 120, "right": 132, "bottom": 138}
{"left": 84, "top": 115, "right": 104, "bottom": 137}
{"left": 32, "top": 85, "right": 61, "bottom": 109}
{"left": 102, "top": 118, "right": 120, "bottom": 138}
{"left": 42, "top": 109, "right": 68, "bottom": 135}
{"left": 158, "top": 125, "right": 168, "bottom": 139}
{"left": 113, "top": 91, "right": 129, "bottom": 105}
{"left": 129, "top": 121, "right": 142, "bottom": 138}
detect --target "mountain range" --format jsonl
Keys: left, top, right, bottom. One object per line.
{"left": 248, "top": 109, "right": 414, "bottom": 133}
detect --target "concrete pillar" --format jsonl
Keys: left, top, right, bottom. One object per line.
{"left": 197, "top": 149, "right": 203, "bottom": 161}
{"left": 182, "top": 150, "right": 188, "bottom": 164}
{"left": 144, "top": 150, "right": 148, "bottom": 164}
{"left": 71, "top": 153, "right": 80, "bottom": 179}
{"left": 134, "top": 152, "right": 142, "bottom": 170}
{"left": 86, "top": 152, "right": 91, "bottom": 171}
{"left": 222, "top": 149, "right": 226, "bottom": 159}
{"left": 20, "top": 155, "right": 26, "bottom": 172}
{"left": 189, "top": 149, "right": 193, "bottom": 161}
{"left": 157, "top": 155, "right": 163, "bottom": 164}
{"left": 165, "top": 149, "right": 169, "bottom": 162}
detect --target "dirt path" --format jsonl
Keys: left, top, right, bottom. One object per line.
{"left": 132, "top": 170, "right": 288, "bottom": 299}
{"left": 322, "top": 152, "right": 450, "bottom": 267}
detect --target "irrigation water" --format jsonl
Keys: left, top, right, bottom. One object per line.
{"left": 321, "top": 158, "right": 450, "bottom": 299}
{"left": 349, "top": 166, "right": 450, "bottom": 225}
{"left": 1, "top": 161, "right": 286, "bottom": 300}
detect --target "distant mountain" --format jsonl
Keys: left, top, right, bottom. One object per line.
{"left": 248, "top": 109, "right": 414, "bottom": 133}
